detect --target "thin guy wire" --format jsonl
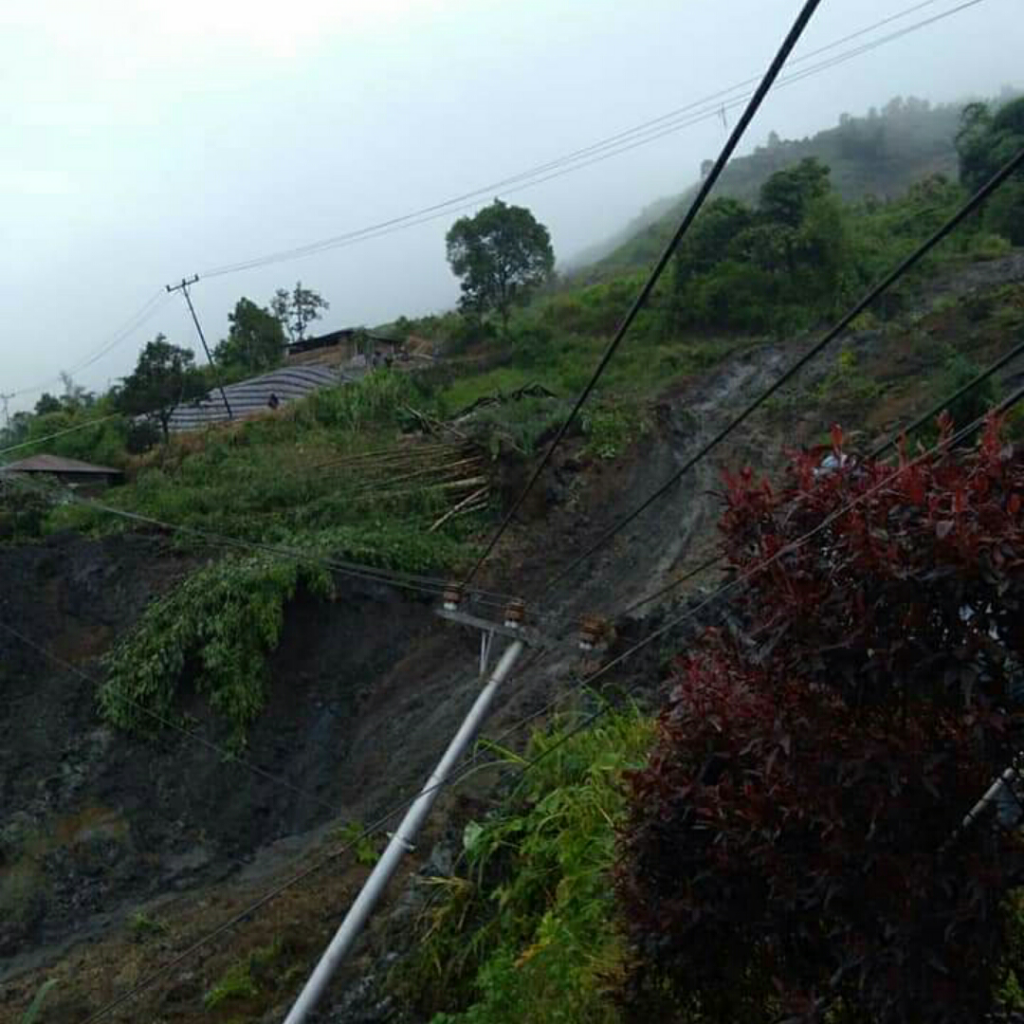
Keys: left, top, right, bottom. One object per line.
{"left": 461, "top": 0, "right": 826, "bottom": 589}
{"left": 623, "top": 319, "right": 1024, "bottom": 615}
{"left": 539, "top": 142, "right": 1024, "bottom": 598}
{"left": 2, "top": 472, "right": 505, "bottom": 603}
{"left": 7, "top": 290, "right": 170, "bottom": 399}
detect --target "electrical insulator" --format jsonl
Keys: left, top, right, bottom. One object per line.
{"left": 578, "top": 614, "right": 606, "bottom": 652}
{"left": 442, "top": 582, "right": 463, "bottom": 612}
{"left": 504, "top": 598, "right": 526, "bottom": 629}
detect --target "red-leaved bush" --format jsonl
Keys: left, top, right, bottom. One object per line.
{"left": 617, "top": 420, "right": 1024, "bottom": 1023}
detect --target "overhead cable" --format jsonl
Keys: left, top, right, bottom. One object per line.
{"left": 0, "top": 619, "right": 341, "bottom": 815}
{"left": 198, "top": 0, "right": 978, "bottom": 279}
{"left": 460, "top": 0, "right": 826, "bottom": 588}
{"left": 77, "top": 379, "right": 1024, "bottom": 1024}
{"left": 539, "top": 142, "right": 1024, "bottom": 597}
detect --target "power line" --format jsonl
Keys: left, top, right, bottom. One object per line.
{"left": 7, "top": 290, "right": 169, "bottom": 400}
{"left": 77, "top": 378, "right": 1024, "bottom": 1024}
{"left": 0, "top": 619, "right": 341, "bottom": 815}
{"left": 538, "top": 142, "right": 1024, "bottom": 598}
{"left": 868, "top": 331, "right": 1024, "bottom": 459}
{"left": 0, "top": 411, "right": 125, "bottom": 460}
{"left": 197, "top": 0, "right": 980, "bottom": 279}
{"left": 621, "top": 323, "right": 1024, "bottom": 616}
{"left": 2, "top": 1, "right": 984, "bottom": 415}
{"left": 460, "top": 0, "right": 826, "bottom": 588}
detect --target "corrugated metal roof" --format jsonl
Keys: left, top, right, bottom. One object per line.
{"left": 166, "top": 364, "right": 348, "bottom": 433}
{"left": 0, "top": 453, "right": 123, "bottom": 475}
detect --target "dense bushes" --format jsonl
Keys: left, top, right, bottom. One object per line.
{"left": 617, "top": 421, "right": 1024, "bottom": 1022}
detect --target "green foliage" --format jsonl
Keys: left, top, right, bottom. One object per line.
{"left": 581, "top": 403, "right": 648, "bottom": 460}
{"left": 331, "top": 820, "right": 381, "bottom": 867}
{"left": 115, "top": 334, "right": 206, "bottom": 443}
{"left": 401, "top": 703, "right": 654, "bottom": 1024}
{"left": 270, "top": 281, "right": 329, "bottom": 343}
{"left": 300, "top": 369, "right": 422, "bottom": 432}
{"left": 203, "top": 938, "right": 292, "bottom": 1014}
{"left": 130, "top": 911, "right": 169, "bottom": 938}
{"left": 956, "top": 97, "right": 1024, "bottom": 243}
{"left": 214, "top": 297, "right": 287, "bottom": 374}
{"left": 813, "top": 348, "right": 883, "bottom": 409}
{"left": 447, "top": 199, "right": 555, "bottom": 333}
{"left": 100, "top": 554, "right": 333, "bottom": 745}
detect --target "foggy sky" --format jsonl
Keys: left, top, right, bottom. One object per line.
{"left": 2, "top": 0, "right": 1021, "bottom": 411}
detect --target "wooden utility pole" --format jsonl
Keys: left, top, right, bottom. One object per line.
{"left": 165, "top": 275, "right": 233, "bottom": 421}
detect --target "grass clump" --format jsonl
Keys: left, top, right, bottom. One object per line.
{"left": 399, "top": 702, "right": 654, "bottom": 1024}
{"left": 204, "top": 938, "right": 293, "bottom": 1014}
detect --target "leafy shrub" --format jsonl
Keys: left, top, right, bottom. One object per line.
{"left": 617, "top": 422, "right": 1024, "bottom": 1023}
{"left": 101, "top": 555, "right": 332, "bottom": 745}
{"left": 581, "top": 402, "right": 648, "bottom": 461}
{"left": 402, "top": 705, "right": 653, "bottom": 1024}
{"left": 301, "top": 370, "right": 423, "bottom": 433}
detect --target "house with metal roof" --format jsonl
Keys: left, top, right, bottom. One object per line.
{"left": 0, "top": 453, "right": 124, "bottom": 489}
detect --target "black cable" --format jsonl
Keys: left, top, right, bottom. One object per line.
{"left": 869, "top": 329, "right": 1024, "bottom": 459}
{"left": 539, "top": 143, "right": 1024, "bottom": 597}
{"left": 77, "top": 378, "right": 1024, "bottom": 1024}
{"left": 0, "top": 620, "right": 341, "bottom": 815}
{"left": 461, "top": 0, "right": 825, "bottom": 588}
{"left": 7, "top": 290, "right": 169, "bottom": 399}
{"left": 622, "top": 312, "right": 1024, "bottom": 615}
{"left": 2, "top": 472, "right": 510, "bottom": 607}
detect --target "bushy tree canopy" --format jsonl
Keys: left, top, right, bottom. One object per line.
{"left": 115, "top": 335, "right": 205, "bottom": 442}
{"left": 270, "top": 282, "right": 329, "bottom": 343}
{"left": 446, "top": 199, "right": 555, "bottom": 333}
{"left": 956, "top": 97, "right": 1024, "bottom": 243}
{"left": 215, "top": 298, "right": 287, "bottom": 374}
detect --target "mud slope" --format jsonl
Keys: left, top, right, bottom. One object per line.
{"left": 2, "top": 254, "right": 1022, "bottom": 1021}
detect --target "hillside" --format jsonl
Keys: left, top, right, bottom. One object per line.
{"left": 3, "top": 93, "right": 1024, "bottom": 1024}
{"left": 568, "top": 94, "right": 999, "bottom": 281}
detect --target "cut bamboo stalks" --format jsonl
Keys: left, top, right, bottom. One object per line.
{"left": 428, "top": 486, "right": 489, "bottom": 533}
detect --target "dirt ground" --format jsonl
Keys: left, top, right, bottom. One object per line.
{"left": 2, "top": 257, "right": 1023, "bottom": 1023}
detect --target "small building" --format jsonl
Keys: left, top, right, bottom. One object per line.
{"left": 285, "top": 328, "right": 400, "bottom": 367}
{"left": 0, "top": 453, "right": 124, "bottom": 489}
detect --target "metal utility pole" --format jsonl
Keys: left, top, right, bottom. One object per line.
{"left": 0, "top": 393, "right": 11, "bottom": 430}
{"left": 283, "top": 636, "right": 527, "bottom": 1024}
{"left": 165, "top": 275, "right": 233, "bottom": 420}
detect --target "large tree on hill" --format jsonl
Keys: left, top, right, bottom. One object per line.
{"left": 270, "top": 282, "right": 329, "bottom": 343}
{"left": 956, "top": 97, "right": 1024, "bottom": 243}
{"left": 215, "top": 298, "right": 288, "bottom": 373}
{"left": 446, "top": 199, "right": 555, "bottom": 334}
{"left": 115, "top": 335, "right": 206, "bottom": 443}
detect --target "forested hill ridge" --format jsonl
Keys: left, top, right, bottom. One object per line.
{"left": 570, "top": 92, "right": 1019, "bottom": 280}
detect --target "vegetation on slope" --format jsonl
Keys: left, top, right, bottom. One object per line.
{"left": 403, "top": 422, "right": 1024, "bottom": 1024}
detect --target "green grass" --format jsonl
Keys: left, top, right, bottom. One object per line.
{"left": 398, "top": 702, "right": 655, "bottom": 1024}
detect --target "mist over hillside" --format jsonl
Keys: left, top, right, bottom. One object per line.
{"left": 566, "top": 90, "right": 1020, "bottom": 279}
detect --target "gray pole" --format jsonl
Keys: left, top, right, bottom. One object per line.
{"left": 166, "top": 276, "right": 233, "bottom": 420}
{"left": 283, "top": 637, "right": 526, "bottom": 1024}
